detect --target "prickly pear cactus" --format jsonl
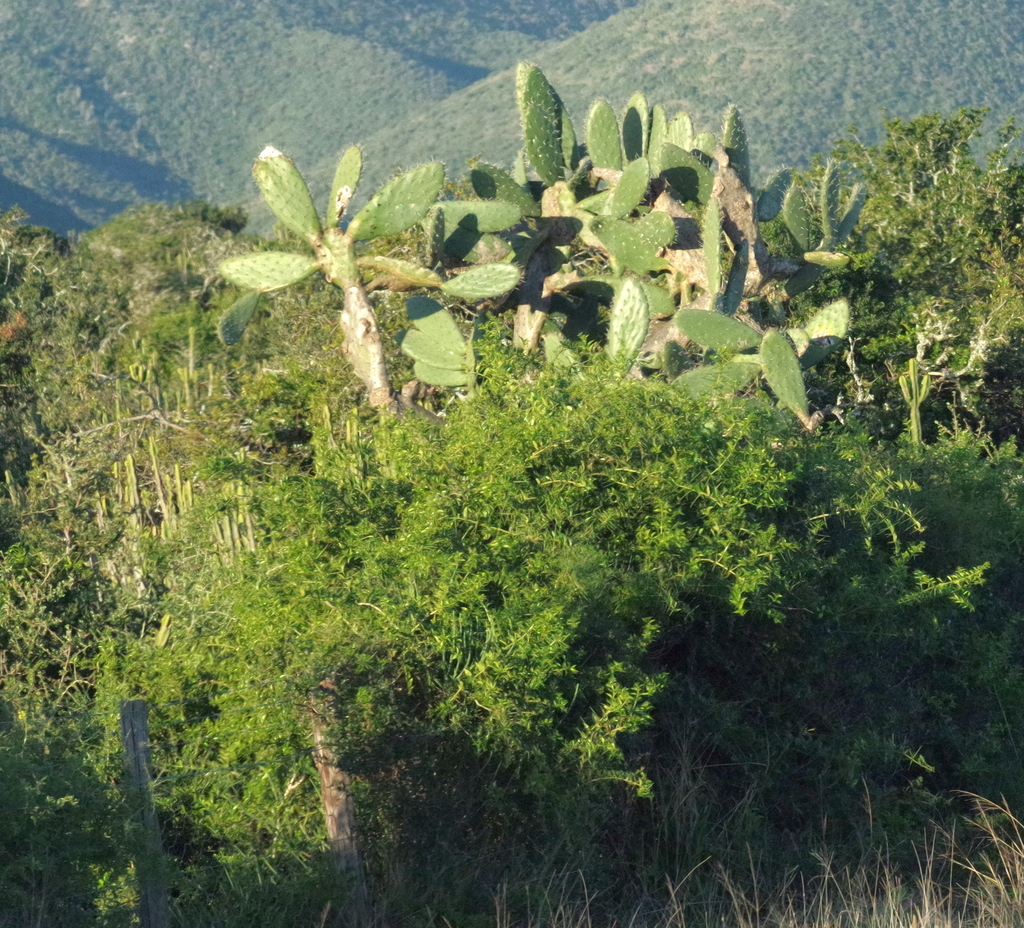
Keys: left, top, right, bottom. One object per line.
{"left": 607, "top": 279, "right": 650, "bottom": 368}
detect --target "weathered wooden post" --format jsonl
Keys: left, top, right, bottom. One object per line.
{"left": 119, "top": 699, "right": 171, "bottom": 928}
{"left": 309, "top": 682, "right": 368, "bottom": 910}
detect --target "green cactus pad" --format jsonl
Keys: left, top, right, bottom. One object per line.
{"left": 661, "top": 143, "right": 714, "bottom": 206}
{"left": 413, "top": 360, "right": 470, "bottom": 386}
{"left": 406, "top": 296, "right": 464, "bottom": 345}
{"left": 397, "top": 327, "right": 465, "bottom": 370}
{"left": 220, "top": 251, "right": 319, "bottom": 291}
{"left": 423, "top": 205, "right": 445, "bottom": 267}
{"left": 327, "top": 145, "right": 362, "bottom": 227}
{"left": 442, "top": 263, "right": 522, "bottom": 301}
{"left": 722, "top": 105, "right": 750, "bottom": 188}
{"left": 635, "top": 210, "right": 676, "bottom": 252}
{"left": 803, "top": 299, "right": 850, "bottom": 339}
{"left": 516, "top": 63, "right": 564, "bottom": 188}
{"left": 836, "top": 185, "right": 866, "bottom": 244}
{"left": 348, "top": 162, "right": 445, "bottom": 241}
{"left": 357, "top": 256, "right": 443, "bottom": 290}
{"left": 442, "top": 199, "right": 522, "bottom": 233}
{"left": 607, "top": 278, "right": 650, "bottom": 366}
{"left": 675, "top": 308, "right": 761, "bottom": 351}
{"left": 663, "top": 340, "right": 688, "bottom": 380}
{"left": 470, "top": 164, "right": 540, "bottom": 216}
{"left": 590, "top": 217, "right": 663, "bottom": 275}
{"left": 722, "top": 240, "right": 748, "bottom": 316}
{"left": 757, "top": 170, "right": 792, "bottom": 223}
{"left": 641, "top": 279, "right": 677, "bottom": 319}
{"left": 820, "top": 160, "right": 841, "bottom": 248}
{"left": 585, "top": 99, "right": 623, "bottom": 170}
{"left": 677, "top": 360, "right": 759, "bottom": 399}
{"left": 561, "top": 106, "right": 580, "bottom": 172}
{"left": 622, "top": 92, "right": 650, "bottom": 162}
{"left": 703, "top": 199, "right": 723, "bottom": 297}
{"left": 782, "top": 185, "right": 813, "bottom": 253}
{"left": 648, "top": 105, "right": 668, "bottom": 175}
{"left": 760, "top": 330, "right": 808, "bottom": 417}
{"left": 667, "top": 112, "right": 694, "bottom": 152}
{"left": 543, "top": 331, "right": 578, "bottom": 369}
{"left": 693, "top": 131, "right": 717, "bottom": 157}
{"left": 217, "top": 291, "right": 261, "bottom": 345}
{"left": 603, "top": 156, "right": 650, "bottom": 218}
{"left": 803, "top": 251, "right": 850, "bottom": 269}
{"left": 252, "top": 146, "right": 322, "bottom": 240}
{"left": 784, "top": 263, "right": 825, "bottom": 297}
{"left": 576, "top": 190, "right": 612, "bottom": 213}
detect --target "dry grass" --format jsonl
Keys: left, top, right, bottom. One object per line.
{"left": 474, "top": 797, "right": 1024, "bottom": 928}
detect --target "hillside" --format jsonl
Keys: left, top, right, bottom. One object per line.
{"left": 345, "top": 0, "right": 1024, "bottom": 197}
{"left": 3, "top": 0, "right": 1024, "bottom": 233}
{"left": 0, "top": 0, "right": 635, "bottom": 233}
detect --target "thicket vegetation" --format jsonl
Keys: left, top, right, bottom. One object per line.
{"left": 3, "top": 64, "right": 1024, "bottom": 928}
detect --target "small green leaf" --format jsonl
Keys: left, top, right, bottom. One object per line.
{"left": 217, "top": 291, "right": 261, "bottom": 345}
{"left": 220, "top": 252, "right": 319, "bottom": 291}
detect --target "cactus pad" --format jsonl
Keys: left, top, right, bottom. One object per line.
{"left": 470, "top": 164, "right": 540, "bottom": 216}
{"left": 442, "top": 199, "right": 522, "bottom": 233}
{"left": 220, "top": 251, "right": 319, "bottom": 291}
{"left": 603, "top": 156, "right": 650, "bottom": 218}
{"left": 607, "top": 278, "right": 650, "bottom": 366}
{"left": 217, "top": 291, "right": 261, "bottom": 345}
{"left": 677, "top": 359, "right": 759, "bottom": 399}
{"left": 327, "top": 145, "right": 362, "bottom": 227}
{"left": 722, "top": 105, "right": 750, "bottom": 188}
{"left": 661, "top": 143, "right": 714, "bottom": 206}
{"left": 516, "top": 63, "right": 564, "bottom": 187}
{"left": 760, "top": 330, "right": 808, "bottom": 417}
{"left": 703, "top": 199, "right": 722, "bottom": 297}
{"left": 252, "top": 146, "right": 321, "bottom": 240}
{"left": 347, "top": 162, "right": 445, "bottom": 241}
{"left": 585, "top": 99, "right": 623, "bottom": 170}
{"left": 442, "top": 263, "right": 522, "bottom": 301}
{"left": 675, "top": 308, "right": 761, "bottom": 351}
{"left": 782, "top": 185, "right": 813, "bottom": 253}
{"left": 756, "top": 170, "right": 792, "bottom": 223}
{"left": 590, "top": 217, "right": 664, "bottom": 275}
{"left": 622, "top": 92, "right": 649, "bottom": 162}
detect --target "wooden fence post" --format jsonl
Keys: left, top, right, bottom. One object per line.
{"left": 309, "top": 684, "right": 368, "bottom": 909}
{"left": 119, "top": 699, "right": 171, "bottom": 928}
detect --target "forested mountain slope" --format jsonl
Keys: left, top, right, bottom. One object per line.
{"left": 2, "top": 0, "right": 1023, "bottom": 233}
{"left": 348, "top": 0, "right": 1024, "bottom": 198}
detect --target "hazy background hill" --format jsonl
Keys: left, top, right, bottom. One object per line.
{"left": 1, "top": 0, "right": 1023, "bottom": 233}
